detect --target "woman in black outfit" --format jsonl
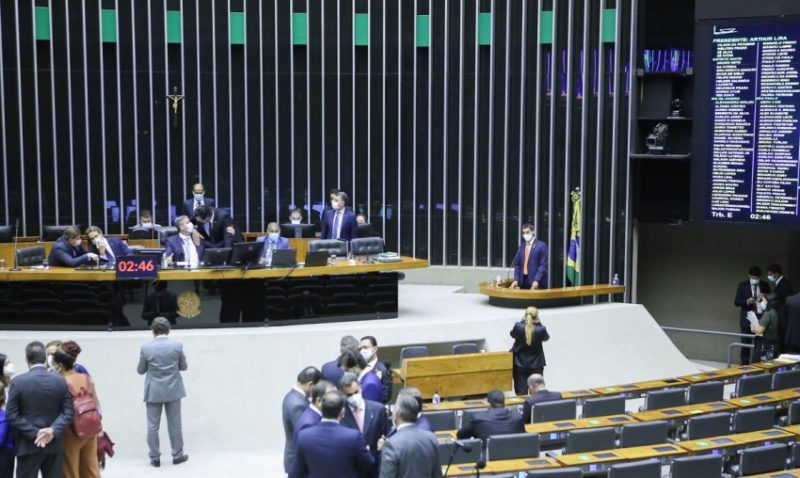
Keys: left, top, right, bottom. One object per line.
{"left": 510, "top": 306, "right": 550, "bottom": 395}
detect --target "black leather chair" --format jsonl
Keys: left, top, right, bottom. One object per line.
{"left": 773, "top": 369, "right": 800, "bottom": 391}
{"left": 437, "top": 438, "right": 482, "bottom": 466}
{"left": 732, "top": 406, "right": 776, "bottom": 433}
{"left": 15, "top": 246, "right": 46, "bottom": 267}
{"left": 687, "top": 381, "right": 724, "bottom": 404}
{"left": 157, "top": 227, "right": 179, "bottom": 246}
{"left": 531, "top": 399, "right": 576, "bottom": 423}
{"left": 607, "top": 459, "right": 661, "bottom": 478}
{"left": 737, "top": 443, "right": 788, "bottom": 476}
{"left": 785, "top": 400, "right": 800, "bottom": 425}
{"left": 618, "top": 420, "right": 668, "bottom": 448}
{"left": 400, "top": 345, "right": 430, "bottom": 360}
{"left": 308, "top": 239, "right": 348, "bottom": 256}
{"left": 487, "top": 433, "right": 540, "bottom": 461}
{"left": 527, "top": 469, "right": 582, "bottom": 478}
{"left": 641, "top": 388, "right": 686, "bottom": 411}
{"left": 41, "top": 225, "right": 69, "bottom": 241}
{"left": 425, "top": 410, "right": 456, "bottom": 432}
{"left": 564, "top": 427, "right": 616, "bottom": 454}
{"left": 581, "top": 396, "right": 625, "bottom": 418}
{"left": 670, "top": 454, "right": 723, "bottom": 478}
{"left": 452, "top": 343, "right": 480, "bottom": 355}
{"left": 0, "top": 225, "right": 13, "bottom": 243}
{"left": 128, "top": 227, "right": 157, "bottom": 240}
{"left": 350, "top": 237, "right": 384, "bottom": 256}
{"left": 685, "top": 412, "right": 731, "bottom": 439}
{"left": 734, "top": 373, "right": 773, "bottom": 397}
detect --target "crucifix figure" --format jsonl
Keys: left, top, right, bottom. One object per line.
{"left": 166, "top": 86, "right": 186, "bottom": 128}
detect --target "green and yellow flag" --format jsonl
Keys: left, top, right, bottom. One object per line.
{"left": 566, "top": 188, "right": 581, "bottom": 285}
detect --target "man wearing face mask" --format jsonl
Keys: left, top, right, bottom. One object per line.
{"left": 509, "top": 223, "right": 549, "bottom": 290}
{"left": 339, "top": 373, "right": 389, "bottom": 478}
{"left": 288, "top": 208, "right": 304, "bottom": 225}
{"left": 359, "top": 336, "right": 392, "bottom": 404}
{"left": 320, "top": 192, "right": 358, "bottom": 241}
{"left": 163, "top": 216, "right": 205, "bottom": 268}
{"left": 47, "top": 227, "right": 99, "bottom": 267}
{"left": 183, "top": 183, "right": 215, "bottom": 218}
{"left": 256, "top": 222, "right": 290, "bottom": 264}
{"left": 85, "top": 226, "right": 130, "bottom": 266}
{"left": 734, "top": 266, "right": 771, "bottom": 365}
{"left": 281, "top": 367, "right": 322, "bottom": 474}
{"left": 767, "top": 264, "right": 794, "bottom": 349}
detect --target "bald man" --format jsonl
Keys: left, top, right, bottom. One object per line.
{"left": 183, "top": 183, "right": 216, "bottom": 218}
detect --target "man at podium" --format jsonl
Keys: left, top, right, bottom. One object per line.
{"left": 510, "top": 224, "right": 548, "bottom": 290}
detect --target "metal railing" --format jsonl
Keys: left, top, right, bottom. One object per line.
{"left": 661, "top": 326, "right": 756, "bottom": 368}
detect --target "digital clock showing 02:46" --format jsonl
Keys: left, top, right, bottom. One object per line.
{"left": 115, "top": 256, "right": 158, "bottom": 280}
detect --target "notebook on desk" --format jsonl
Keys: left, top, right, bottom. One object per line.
{"left": 304, "top": 251, "right": 329, "bottom": 268}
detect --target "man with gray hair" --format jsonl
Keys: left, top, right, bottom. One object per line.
{"left": 378, "top": 395, "right": 441, "bottom": 478}
{"left": 521, "top": 374, "right": 562, "bottom": 424}
{"left": 137, "top": 317, "right": 189, "bottom": 467}
{"left": 394, "top": 387, "right": 432, "bottom": 432}
{"left": 321, "top": 335, "right": 359, "bottom": 384}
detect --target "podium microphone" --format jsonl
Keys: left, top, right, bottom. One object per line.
{"left": 10, "top": 218, "right": 20, "bottom": 271}
{"left": 505, "top": 247, "right": 521, "bottom": 285}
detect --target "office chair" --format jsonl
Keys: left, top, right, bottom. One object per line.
{"left": 437, "top": 438, "right": 482, "bottom": 466}
{"left": 641, "top": 388, "right": 686, "bottom": 411}
{"left": 581, "top": 396, "right": 625, "bottom": 418}
{"left": 527, "top": 469, "right": 582, "bottom": 478}
{"left": 563, "top": 427, "right": 616, "bottom": 454}
{"left": 734, "top": 373, "right": 772, "bottom": 397}
{"left": 425, "top": 410, "right": 456, "bottom": 432}
{"left": 773, "top": 369, "right": 800, "bottom": 391}
{"left": 618, "top": 420, "right": 668, "bottom": 448}
{"left": 531, "top": 399, "right": 577, "bottom": 423}
{"left": 607, "top": 459, "right": 661, "bottom": 478}
{"left": 399, "top": 346, "right": 430, "bottom": 360}
{"left": 307, "top": 239, "right": 348, "bottom": 256}
{"left": 349, "top": 237, "right": 384, "bottom": 256}
{"left": 670, "top": 454, "right": 723, "bottom": 478}
{"left": 486, "top": 433, "right": 540, "bottom": 461}
{"left": 732, "top": 406, "right": 776, "bottom": 433}
{"left": 737, "top": 443, "right": 788, "bottom": 476}
{"left": 686, "top": 381, "right": 724, "bottom": 404}
{"left": 451, "top": 343, "right": 480, "bottom": 355}
{"left": 684, "top": 412, "right": 731, "bottom": 439}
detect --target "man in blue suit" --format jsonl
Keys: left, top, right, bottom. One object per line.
{"left": 510, "top": 223, "right": 549, "bottom": 290}
{"left": 320, "top": 191, "right": 358, "bottom": 241}
{"left": 255, "top": 222, "right": 290, "bottom": 262}
{"left": 290, "top": 391, "right": 374, "bottom": 478}
{"left": 340, "top": 373, "right": 390, "bottom": 477}
{"left": 183, "top": 182, "right": 215, "bottom": 218}
{"left": 294, "top": 381, "right": 337, "bottom": 441}
{"left": 85, "top": 226, "right": 131, "bottom": 265}
{"left": 164, "top": 216, "right": 205, "bottom": 268}
{"left": 321, "top": 336, "right": 359, "bottom": 385}
{"left": 47, "top": 226, "right": 99, "bottom": 267}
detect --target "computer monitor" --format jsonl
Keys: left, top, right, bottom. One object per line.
{"left": 201, "top": 247, "right": 232, "bottom": 266}
{"left": 230, "top": 242, "right": 263, "bottom": 266}
{"left": 133, "top": 248, "right": 165, "bottom": 261}
{"left": 271, "top": 249, "right": 297, "bottom": 268}
{"left": 128, "top": 227, "right": 157, "bottom": 240}
{"left": 357, "top": 223, "right": 374, "bottom": 238}
{"left": 280, "top": 223, "right": 318, "bottom": 239}
{"left": 42, "top": 225, "right": 69, "bottom": 242}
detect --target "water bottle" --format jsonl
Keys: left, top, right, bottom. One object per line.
{"left": 612, "top": 273, "right": 620, "bottom": 286}
{"left": 330, "top": 254, "right": 337, "bottom": 266}
{"left": 42, "top": 258, "right": 49, "bottom": 270}
{"left": 432, "top": 390, "right": 441, "bottom": 406}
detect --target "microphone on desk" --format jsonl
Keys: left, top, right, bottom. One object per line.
{"left": 10, "top": 218, "right": 20, "bottom": 271}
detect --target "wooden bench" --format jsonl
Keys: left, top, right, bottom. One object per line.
{"left": 398, "top": 351, "right": 512, "bottom": 400}
{"left": 479, "top": 281, "right": 625, "bottom": 307}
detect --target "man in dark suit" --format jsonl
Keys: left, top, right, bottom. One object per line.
{"left": 294, "top": 381, "right": 337, "bottom": 440}
{"left": 290, "top": 391, "right": 374, "bottom": 478}
{"left": 340, "top": 373, "right": 390, "bottom": 477}
{"left": 320, "top": 191, "right": 358, "bottom": 241}
{"left": 510, "top": 223, "right": 549, "bottom": 290}
{"left": 86, "top": 225, "right": 131, "bottom": 265}
{"left": 457, "top": 390, "right": 525, "bottom": 441}
{"left": 359, "top": 336, "right": 392, "bottom": 404}
{"left": 142, "top": 281, "right": 179, "bottom": 324}
{"left": 192, "top": 205, "right": 238, "bottom": 248}
{"left": 522, "top": 374, "right": 563, "bottom": 424}
{"left": 255, "top": 222, "right": 291, "bottom": 262}
{"left": 282, "top": 367, "right": 322, "bottom": 474}
{"left": 6, "top": 341, "right": 74, "bottom": 478}
{"left": 734, "top": 266, "right": 771, "bottom": 364}
{"left": 321, "top": 336, "right": 359, "bottom": 385}
{"left": 164, "top": 216, "right": 205, "bottom": 268}
{"left": 183, "top": 182, "right": 216, "bottom": 218}
{"left": 47, "top": 226, "right": 99, "bottom": 267}
{"left": 394, "top": 388, "right": 432, "bottom": 432}
{"left": 768, "top": 264, "right": 795, "bottom": 349}
{"left": 378, "top": 395, "right": 441, "bottom": 478}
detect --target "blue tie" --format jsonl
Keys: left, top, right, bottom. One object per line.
{"left": 332, "top": 211, "right": 341, "bottom": 239}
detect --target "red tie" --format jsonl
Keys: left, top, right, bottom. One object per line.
{"left": 353, "top": 406, "right": 364, "bottom": 432}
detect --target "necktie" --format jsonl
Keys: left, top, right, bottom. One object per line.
{"left": 353, "top": 406, "right": 364, "bottom": 432}
{"left": 752, "top": 285, "right": 757, "bottom": 298}
{"left": 332, "top": 211, "right": 342, "bottom": 239}
{"left": 183, "top": 238, "right": 191, "bottom": 262}
{"left": 523, "top": 243, "right": 532, "bottom": 275}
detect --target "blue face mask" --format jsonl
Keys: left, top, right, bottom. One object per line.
{"left": 268, "top": 232, "right": 280, "bottom": 241}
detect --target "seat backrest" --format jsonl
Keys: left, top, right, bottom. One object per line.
{"left": 733, "top": 406, "right": 776, "bottom": 433}
{"left": 686, "top": 412, "right": 731, "bottom": 439}
{"left": 157, "top": 227, "right": 178, "bottom": 246}
{"left": 460, "top": 409, "right": 482, "bottom": 431}
{"left": 128, "top": 227, "right": 156, "bottom": 240}
{"left": 452, "top": 343, "right": 480, "bottom": 355}
{"left": 487, "top": 433, "right": 540, "bottom": 461}
{"left": 581, "top": 396, "right": 626, "bottom": 418}
{"left": 687, "top": 381, "right": 724, "bottom": 404}
{"left": 41, "top": 225, "right": 69, "bottom": 241}
{"left": 399, "top": 345, "right": 430, "bottom": 360}
{"left": 670, "top": 454, "right": 723, "bottom": 478}
{"left": 734, "top": 373, "right": 773, "bottom": 397}
{"left": 15, "top": 246, "right": 46, "bottom": 267}
{"left": 425, "top": 410, "right": 456, "bottom": 432}
{"left": 788, "top": 400, "right": 800, "bottom": 425}
{"left": 564, "top": 427, "right": 616, "bottom": 454}
{"left": 350, "top": 237, "right": 384, "bottom": 256}
{"left": 792, "top": 442, "right": 800, "bottom": 468}
{"left": 532, "top": 399, "right": 577, "bottom": 423}
{"left": 773, "top": 369, "right": 800, "bottom": 391}
{"left": 740, "top": 443, "right": 788, "bottom": 476}
{"left": 308, "top": 239, "right": 348, "bottom": 256}
{"left": 607, "top": 459, "right": 661, "bottom": 478}
{"left": 618, "top": 420, "right": 669, "bottom": 448}
{"left": 527, "top": 469, "right": 583, "bottom": 478}
{"left": 0, "top": 225, "right": 13, "bottom": 243}
{"left": 643, "top": 388, "right": 686, "bottom": 410}
{"left": 437, "top": 438, "right": 482, "bottom": 466}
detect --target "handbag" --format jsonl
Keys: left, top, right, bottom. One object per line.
{"left": 68, "top": 376, "right": 103, "bottom": 438}
{"left": 96, "top": 431, "right": 115, "bottom": 469}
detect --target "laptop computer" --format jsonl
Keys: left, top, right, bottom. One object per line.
{"left": 271, "top": 249, "right": 297, "bottom": 268}
{"left": 304, "top": 251, "right": 330, "bottom": 268}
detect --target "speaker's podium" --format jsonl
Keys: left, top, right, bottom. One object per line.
{"left": 479, "top": 280, "right": 625, "bottom": 308}
{"left": 398, "top": 351, "right": 512, "bottom": 399}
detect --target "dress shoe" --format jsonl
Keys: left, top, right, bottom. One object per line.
{"left": 150, "top": 458, "right": 160, "bottom": 468}
{"left": 173, "top": 454, "right": 189, "bottom": 465}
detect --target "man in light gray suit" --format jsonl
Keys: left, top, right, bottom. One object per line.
{"left": 282, "top": 366, "right": 322, "bottom": 473}
{"left": 137, "top": 317, "right": 189, "bottom": 468}
{"left": 379, "top": 395, "right": 442, "bottom": 478}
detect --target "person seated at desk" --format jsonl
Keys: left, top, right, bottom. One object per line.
{"left": 456, "top": 389, "right": 524, "bottom": 441}
{"left": 193, "top": 205, "right": 238, "bottom": 248}
{"left": 134, "top": 209, "right": 161, "bottom": 229}
{"left": 85, "top": 226, "right": 130, "bottom": 265}
{"left": 164, "top": 215, "right": 204, "bottom": 268}
{"left": 256, "top": 222, "right": 290, "bottom": 262}
{"left": 47, "top": 226, "right": 99, "bottom": 267}
{"left": 522, "top": 374, "right": 562, "bottom": 424}
{"left": 142, "top": 281, "right": 179, "bottom": 325}
{"left": 356, "top": 213, "right": 367, "bottom": 225}
{"left": 184, "top": 182, "right": 215, "bottom": 217}
{"left": 288, "top": 208, "right": 304, "bottom": 225}
{"left": 320, "top": 191, "right": 358, "bottom": 241}
{"left": 509, "top": 223, "right": 548, "bottom": 290}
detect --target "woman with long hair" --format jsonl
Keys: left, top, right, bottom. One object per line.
{"left": 509, "top": 306, "right": 550, "bottom": 395}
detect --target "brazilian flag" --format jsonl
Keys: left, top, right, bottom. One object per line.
{"left": 567, "top": 188, "right": 581, "bottom": 285}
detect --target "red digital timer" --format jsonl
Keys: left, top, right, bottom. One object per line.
{"left": 115, "top": 256, "right": 159, "bottom": 280}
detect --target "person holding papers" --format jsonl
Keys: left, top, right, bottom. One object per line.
{"left": 751, "top": 294, "right": 779, "bottom": 361}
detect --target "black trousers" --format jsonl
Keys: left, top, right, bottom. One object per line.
{"left": 15, "top": 452, "right": 62, "bottom": 478}
{"left": 740, "top": 317, "right": 753, "bottom": 365}
{"left": 513, "top": 364, "right": 544, "bottom": 395}
{"left": 0, "top": 448, "right": 13, "bottom": 478}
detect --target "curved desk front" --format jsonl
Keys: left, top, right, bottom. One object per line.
{"left": 479, "top": 281, "right": 625, "bottom": 308}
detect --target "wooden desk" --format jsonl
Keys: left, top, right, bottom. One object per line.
{"left": 422, "top": 389, "right": 598, "bottom": 412}
{"left": 752, "top": 357, "right": 800, "bottom": 371}
{"left": 616, "top": 443, "right": 686, "bottom": 460}
{"left": 556, "top": 449, "right": 627, "bottom": 469}
{"left": 399, "top": 351, "right": 512, "bottom": 400}
{"left": 725, "top": 388, "right": 800, "bottom": 409}
{"left": 448, "top": 456, "right": 561, "bottom": 475}
{"left": 591, "top": 378, "right": 688, "bottom": 397}
{"left": 241, "top": 233, "right": 313, "bottom": 260}
{"left": 0, "top": 256, "right": 428, "bottom": 282}
{"left": 677, "top": 365, "right": 765, "bottom": 384}
{"left": 479, "top": 281, "right": 625, "bottom": 308}
{"left": 677, "top": 428, "right": 796, "bottom": 454}
{"left": 0, "top": 239, "right": 160, "bottom": 268}
{"left": 781, "top": 424, "right": 800, "bottom": 436}
{"left": 632, "top": 401, "right": 737, "bottom": 423}
{"left": 526, "top": 415, "right": 636, "bottom": 437}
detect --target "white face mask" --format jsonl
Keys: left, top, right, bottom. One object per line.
{"left": 347, "top": 392, "right": 364, "bottom": 410}
{"left": 360, "top": 348, "right": 374, "bottom": 362}
{"left": 331, "top": 200, "right": 339, "bottom": 210}
{"left": 3, "top": 362, "right": 15, "bottom": 378}
{"left": 268, "top": 232, "right": 280, "bottom": 241}
{"left": 757, "top": 300, "right": 767, "bottom": 314}
{"left": 193, "top": 193, "right": 204, "bottom": 202}
{"left": 91, "top": 236, "right": 104, "bottom": 246}
{"left": 72, "top": 238, "right": 82, "bottom": 248}
{"left": 290, "top": 218, "right": 302, "bottom": 224}
{"left": 522, "top": 233, "right": 534, "bottom": 243}
{"left": 183, "top": 223, "right": 195, "bottom": 235}
{"left": 749, "top": 278, "right": 760, "bottom": 286}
